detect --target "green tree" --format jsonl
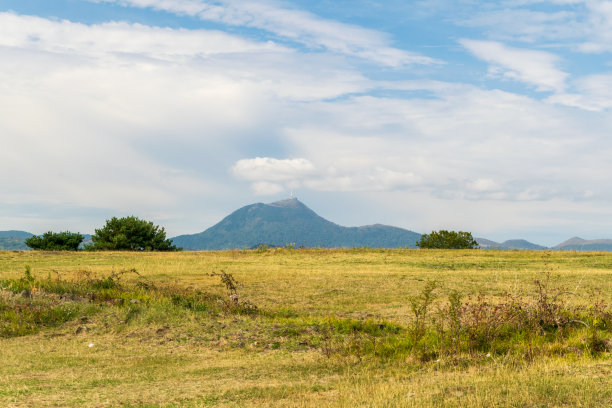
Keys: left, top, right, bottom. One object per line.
{"left": 89, "top": 216, "right": 180, "bottom": 251}
{"left": 416, "top": 230, "right": 478, "bottom": 249}
{"left": 25, "top": 231, "right": 84, "bottom": 251}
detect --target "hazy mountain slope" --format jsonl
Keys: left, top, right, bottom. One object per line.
{"left": 171, "top": 198, "right": 421, "bottom": 250}
{"left": 476, "top": 237, "right": 547, "bottom": 250}
{"left": 500, "top": 239, "right": 547, "bottom": 250}
{"left": 475, "top": 238, "right": 502, "bottom": 249}
{"left": 0, "top": 230, "right": 33, "bottom": 239}
{"left": 554, "top": 237, "right": 612, "bottom": 251}
{"left": 0, "top": 231, "right": 33, "bottom": 250}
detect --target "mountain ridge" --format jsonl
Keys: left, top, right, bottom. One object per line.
{"left": 476, "top": 237, "right": 547, "bottom": 250}
{"left": 1, "top": 203, "right": 611, "bottom": 251}
{"left": 0, "top": 230, "right": 33, "bottom": 250}
{"left": 171, "top": 198, "right": 422, "bottom": 250}
{"left": 553, "top": 237, "right": 612, "bottom": 251}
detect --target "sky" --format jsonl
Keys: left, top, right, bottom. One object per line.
{"left": 1, "top": 0, "right": 612, "bottom": 247}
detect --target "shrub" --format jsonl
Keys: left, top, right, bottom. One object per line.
{"left": 417, "top": 230, "right": 478, "bottom": 249}
{"left": 25, "top": 231, "right": 84, "bottom": 251}
{"left": 89, "top": 216, "right": 180, "bottom": 251}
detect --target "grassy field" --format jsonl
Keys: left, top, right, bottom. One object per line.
{"left": 0, "top": 249, "right": 611, "bottom": 407}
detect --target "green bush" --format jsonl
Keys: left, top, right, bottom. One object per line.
{"left": 25, "top": 231, "right": 84, "bottom": 251}
{"left": 417, "top": 230, "right": 478, "bottom": 249}
{"left": 89, "top": 216, "right": 180, "bottom": 251}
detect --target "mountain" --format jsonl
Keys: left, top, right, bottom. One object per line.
{"left": 475, "top": 238, "right": 501, "bottom": 249}
{"left": 0, "top": 230, "right": 33, "bottom": 239}
{"left": 500, "top": 239, "right": 547, "bottom": 250}
{"left": 553, "top": 237, "right": 612, "bottom": 251}
{"left": 0, "top": 230, "right": 33, "bottom": 250}
{"left": 476, "top": 237, "right": 547, "bottom": 250}
{"left": 171, "top": 198, "right": 421, "bottom": 250}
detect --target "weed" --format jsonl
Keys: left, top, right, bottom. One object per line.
{"left": 531, "top": 273, "right": 572, "bottom": 331}
{"left": 586, "top": 319, "right": 610, "bottom": 355}
{"left": 210, "top": 271, "right": 258, "bottom": 315}
{"left": 403, "top": 278, "right": 612, "bottom": 359}
{"left": 445, "top": 289, "right": 463, "bottom": 351}
{"left": 408, "top": 280, "right": 437, "bottom": 345}
{"left": 254, "top": 244, "right": 270, "bottom": 253}
{"left": 23, "top": 265, "right": 34, "bottom": 285}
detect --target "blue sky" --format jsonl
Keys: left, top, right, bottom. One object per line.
{"left": 1, "top": 0, "right": 612, "bottom": 246}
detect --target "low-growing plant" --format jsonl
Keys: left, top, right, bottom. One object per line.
{"left": 210, "top": 271, "right": 258, "bottom": 314}
{"left": 313, "top": 278, "right": 610, "bottom": 362}
{"left": 408, "top": 280, "right": 437, "bottom": 345}
{"left": 0, "top": 266, "right": 261, "bottom": 338}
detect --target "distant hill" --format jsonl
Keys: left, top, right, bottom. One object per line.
{"left": 553, "top": 237, "right": 612, "bottom": 251}
{"left": 171, "top": 198, "right": 421, "bottom": 250}
{"left": 475, "top": 238, "right": 501, "bottom": 249}
{"left": 0, "top": 230, "right": 33, "bottom": 250}
{"left": 476, "top": 237, "right": 547, "bottom": 250}
{"left": 0, "top": 230, "right": 33, "bottom": 239}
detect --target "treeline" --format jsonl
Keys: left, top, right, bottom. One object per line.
{"left": 26, "top": 216, "right": 179, "bottom": 252}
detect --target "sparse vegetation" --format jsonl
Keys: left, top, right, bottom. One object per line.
{"left": 0, "top": 249, "right": 610, "bottom": 407}
{"left": 0, "top": 266, "right": 259, "bottom": 339}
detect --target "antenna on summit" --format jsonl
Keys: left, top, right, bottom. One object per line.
{"left": 290, "top": 190, "right": 294, "bottom": 199}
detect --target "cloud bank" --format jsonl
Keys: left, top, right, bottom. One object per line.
{"left": 2, "top": 1, "right": 612, "bottom": 245}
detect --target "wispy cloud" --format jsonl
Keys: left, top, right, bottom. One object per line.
{"left": 548, "top": 73, "right": 612, "bottom": 110}
{"left": 460, "top": 39, "right": 568, "bottom": 92}
{"left": 579, "top": 0, "right": 612, "bottom": 52}
{"left": 0, "top": 11, "right": 286, "bottom": 60}
{"left": 91, "top": 0, "right": 437, "bottom": 67}
{"left": 459, "top": 8, "right": 581, "bottom": 43}
{"left": 452, "top": 0, "right": 612, "bottom": 55}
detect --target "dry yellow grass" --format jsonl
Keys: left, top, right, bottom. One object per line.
{"left": 0, "top": 249, "right": 610, "bottom": 407}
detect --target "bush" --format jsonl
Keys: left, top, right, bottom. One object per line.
{"left": 25, "top": 231, "right": 84, "bottom": 251}
{"left": 417, "top": 230, "right": 478, "bottom": 249}
{"left": 89, "top": 216, "right": 180, "bottom": 251}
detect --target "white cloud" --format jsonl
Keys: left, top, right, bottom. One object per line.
{"left": 250, "top": 181, "right": 286, "bottom": 195}
{"left": 231, "top": 155, "right": 423, "bottom": 193}
{"left": 278, "top": 85, "right": 612, "bottom": 202}
{"left": 467, "top": 178, "right": 501, "bottom": 192}
{"left": 92, "top": 0, "right": 436, "bottom": 67}
{"left": 0, "top": 12, "right": 286, "bottom": 59}
{"left": 579, "top": 0, "right": 612, "bottom": 52}
{"left": 2, "top": 5, "right": 612, "bottom": 241}
{"left": 303, "top": 168, "right": 422, "bottom": 192}
{"left": 458, "top": 5, "right": 582, "bottom": 43}
{"left": 451, "top": 0, "right": 612, "bottom": 55}
{"left": 231, "top": 157, "right": 316, "bottom": 182}
{"left": 460, "top": 39, "right": 568, "bottom": 92}
{"left": 548, "top": 73, "right": 612, "bottom": 110}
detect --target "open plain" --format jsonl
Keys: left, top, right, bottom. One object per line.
{"left": 1, "top": 249, "right": 611, "bottom": 407}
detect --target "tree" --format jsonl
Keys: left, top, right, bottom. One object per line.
{"left": 416, "top": 230, "right": 478, "bottom": 249}
{"left": 89, "top": 216, "right": 180, "bottom": 251}
{"left": 25, "top": 231, "right": 84, "bottom": 251}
